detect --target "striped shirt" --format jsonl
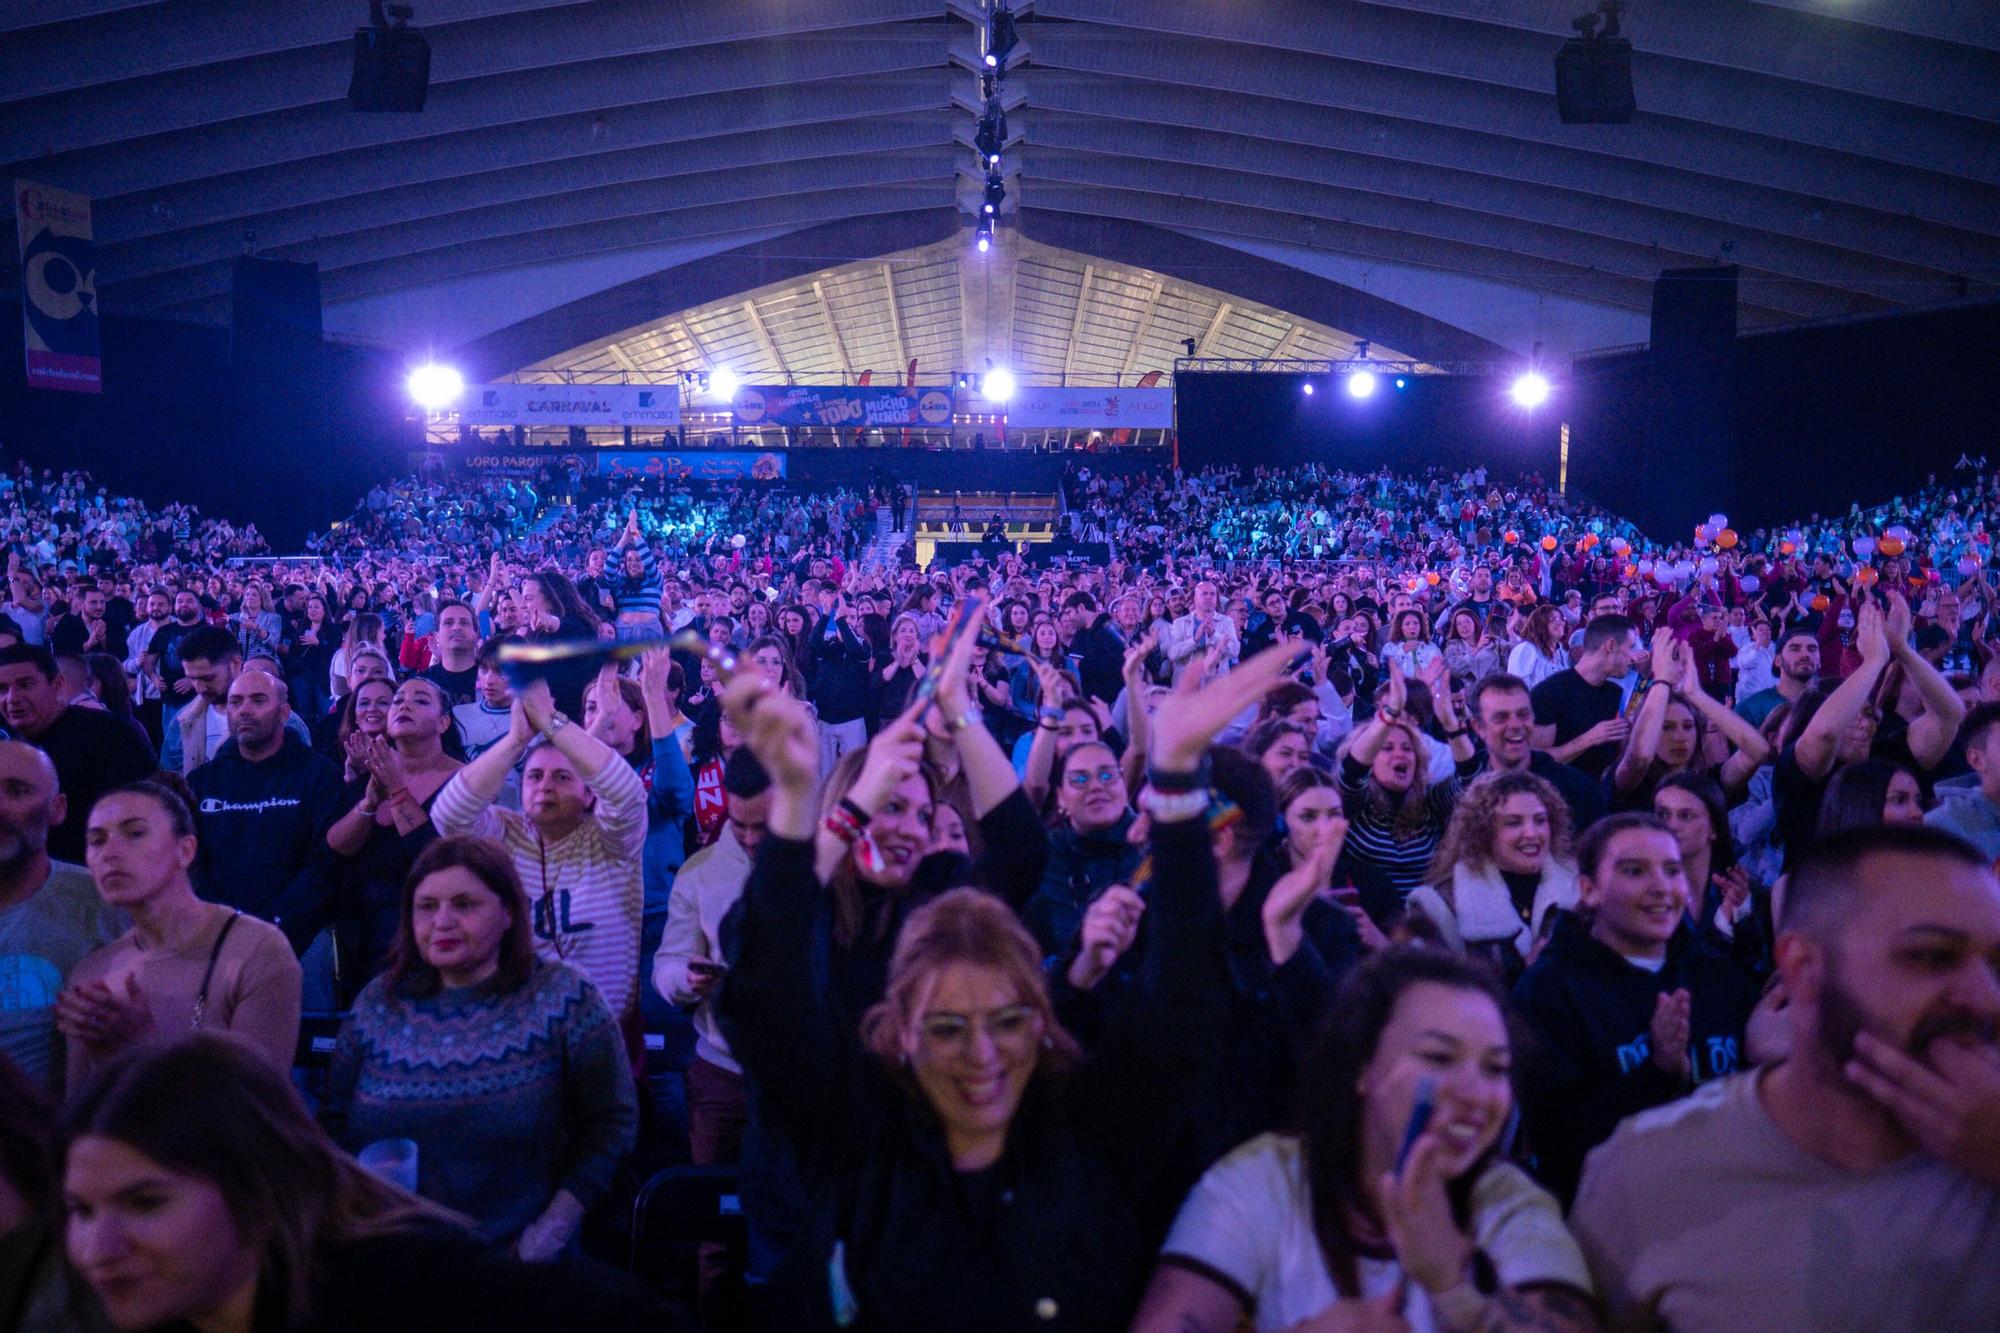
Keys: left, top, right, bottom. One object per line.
{"left": 432, "top": 756, "right": 648, "bottom": 1017}
{"left": 608, "top": 545, "right": 662, "bottom": 619}
{"left": 1337, "top": 754, "right": 1472, "bottom": 902}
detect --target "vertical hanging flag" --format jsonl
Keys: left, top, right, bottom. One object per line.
{"left": 1109, "top": 369, "right": 1164, "bottom": 446}
{"left": 15, "top": 181, "right": 101, "bottom": 394}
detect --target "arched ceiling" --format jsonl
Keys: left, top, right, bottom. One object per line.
{"left": 519, "top": 231, "right": 1415, "bottom": 387}
{"left": 4, "top": 0, "right": 1995, "bottom": 364}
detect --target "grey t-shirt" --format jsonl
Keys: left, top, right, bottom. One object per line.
{"left": 1572, "top": 1068, "right": 2000, "bottom": 1332}
{"left": 0, "top": 860, "right": 123, "bottom": 1093}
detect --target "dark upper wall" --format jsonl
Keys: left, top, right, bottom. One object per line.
{"left": 0, "top": 311, "right": 415, "bottom": 549}
{"left": 1566, "top": 298, "right": 2000, "bottom": 540}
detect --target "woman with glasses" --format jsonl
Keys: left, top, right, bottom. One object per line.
{"left": 720, "top": 643, "right": 1282, "bottom": 1329}
{"left": 1022, "top": 739, "right": 1142, "bottom": 961}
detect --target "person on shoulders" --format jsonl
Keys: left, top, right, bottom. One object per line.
{"left": 1570, "top": 825, "right": 2000, "bottom": 1331}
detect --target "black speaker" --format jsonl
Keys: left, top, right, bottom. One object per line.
{"left": 349, "top": 22, "right": 431, "bottom": 112}
{"left": 1555, "top": 35, "right": 1635, "bottom": 124}
{"left": 1645, "top": 266, "right": 1738, "bottom": 533}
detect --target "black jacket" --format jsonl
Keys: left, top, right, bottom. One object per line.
{"left": 1511, "top": 910, "right": 1761, "bottom": 1203}
{"left": 807, "top": 614, "right": 874, "bottom": 725}
{"left": 1023, "top": 813, "right": 1144, "bottom": 960}
{"left": 727, "top": 816, "right": 1230, "bottom": 1331}
{"left": 188, "top": 731, "right": 345, "bottom": 942}
{"left": 1073, "top": 615, "right": 1128, "bottom": 706}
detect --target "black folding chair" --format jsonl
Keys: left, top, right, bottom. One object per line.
{"left": 628, "top": 1163, "right": 746, "bottom": 1305}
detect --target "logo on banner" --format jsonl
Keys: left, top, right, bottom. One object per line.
{"left": 918, "top": 389, "right": 954, "bottom": 425}
{"left": 733, "top": 388, "right": 770, "bottom": 424}
{"left": 15, "top": 180, "right": 101, "bottom": 395}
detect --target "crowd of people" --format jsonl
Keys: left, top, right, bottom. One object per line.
{"left": 0, "top": 448, "right": 1994, "bottom": 1332}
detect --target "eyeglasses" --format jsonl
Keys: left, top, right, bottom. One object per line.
{"left": 918, "top": 1004, "right": 1040, "bottom": 1053}
{"left": 1065, "top": 766, "right": 1122, "bottom": 789}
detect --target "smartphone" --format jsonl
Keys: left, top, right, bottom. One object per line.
{"left": 1329, "top": 885, "right": 1362, "bottom": 909}
{"left": 1395, "top": 1077, "right": 1438, "bottom": 1175}
{"left": 687, "top": 959, "right": 729, "bottom": 979}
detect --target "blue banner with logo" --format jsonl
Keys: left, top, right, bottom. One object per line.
{"left": 731, "top": 384, "right": 955, "bottom": 428}
{"left": 595, "top": 450, "right": 786, "bottom": 481}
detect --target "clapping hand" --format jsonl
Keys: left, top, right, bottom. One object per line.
{"left": 1067, "top": 885, "right": 1144, "bottom": 991}
{"left": 55, "top": 973, "right": 154, "bottom": 1054}
{"left": 1649, "top": 988, "right": 1693, "bottom": 1078}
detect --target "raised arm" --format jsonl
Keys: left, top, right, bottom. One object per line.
{"left": 1886, "top": 590, "right": 1968, "bottom": 770}
{"left": 1796, "top": 601, "right": 1890, "bottom": 782}
{"left": 1676, "top": 654, "right": 1770, "bottom": 795}
{"left": 1346, "top": 659, "right": 1410, "bottom": 767}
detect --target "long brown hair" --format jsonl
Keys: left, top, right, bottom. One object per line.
{"left": 819, "top": 747, "right": 944, "bottom": 950}
{"left": 1521, "top": 605, "right": 1564, "bottom": 657}
{"left": 859, "top": 889, "right": 1081, "bottom": 1082}
{"left": 60, "top": 1035, "right": 449, "bottom": 1328}
{"left": 382, "top": 834, "right": 537, "bottom": 999}
{"left": 1298, "top": 949, "right": 1511, "bottom": 1298}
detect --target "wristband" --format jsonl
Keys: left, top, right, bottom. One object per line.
{"left": 1145, "top": 759, "right": 1210, "bottom": 794}
{"left": 1378, "top": 704, "right": 1403, "bottom": 722}
{"left": 1443, "top": 726, "right": 1470, "bottom": 740}
{"left": 836, "top": 798, "right": 872, "bottom": 830}
{"left": 1140, "top": 786, "right": 1211, "bottom": 822}
{"left": 823, "top": 811, "right": 863, "bottom": 846}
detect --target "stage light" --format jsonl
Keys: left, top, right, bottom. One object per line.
{"left": 976, "top": 234, "right": 991, "bottom": 253}
{"left": 1346, "top": 370, "right": 1378, "bottom": 399}
{"left": 980, "top": 365, "right": 1016, "bottom": 404}
{"left": 989, "top": 4, "right": 1018, "bottom": 67}
{"left": 1395, "top": 377, "right": 1407, "bottom": 389}
{"left": 707, "top": 366, "right": 739, "bottom": 401}
{"left": 406, "top": 361, "right": 463, "bottom": 410}
{"left": 1556, "top": 1, "right": 1634, "bottom": 124}
{"left": 1301, "top": 381, "right": 1315, "bottom": 396}
{"left": 1509, "top": 371, "right": 1552, "bottom": 408}
{"left": 983, "top": 175, "right": 1006, "bottom": 217}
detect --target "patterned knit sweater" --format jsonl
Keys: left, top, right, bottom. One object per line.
{"left": 321, "top": 959, "right": 638, "bottom": 1244}
{"left": 431, "top": 754, "right": 648, "bottom": 1016}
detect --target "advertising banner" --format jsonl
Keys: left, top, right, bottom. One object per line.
{"left": 731, "top": 384, "right": 955, "bottom": 428}
{"left": 459, "top": 383, "right": 681, "bottom": 427}
{"left": 596, "top": 450, "right": 786, "bottom": 482}
{"left": 15, "top": 180, "right": 101, "bottom": 394}
{"left": 1003, "top": 384, "right": 1173, "bottom": 429}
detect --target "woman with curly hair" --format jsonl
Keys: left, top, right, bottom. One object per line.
{"left": 1505, "top": 604, "right": 1570, "bottom": 689}
{"left": 1406, "top": 771, "right": 1578, "bottom": 986}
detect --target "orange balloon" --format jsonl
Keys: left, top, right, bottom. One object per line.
{"left": 1540, "top": 536, "right": 1558, "bottom": 551}
{"left": 1406, "top": 577, "right": 1423, "bottom": 593}
{"left": 1879, "top": 536, "right": 1905, "bottom": 556}
{"left": 1855, "top": 566, "right": 1879, "bottom": 587}
{"left": 1503, "top": 530, "right": 1520, "bottom": 545}
{"left": 1625, "top": 564, "right": 1638, "bottom": 578}
{"left": 1779, "top": 541, "right": 1796, "bottom": 555}
{"left": 1425, "top": 571, "right": 1441, "bottom": 585}
{"left": 1811, "top": 594, "right": 1830, "bottom": 612}
{"left": 1718, "top": 528, "right": 1739, "bottom": 549}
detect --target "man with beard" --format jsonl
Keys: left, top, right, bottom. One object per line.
{"left": 122, "top": 588, "right": 174, "bottom": 744}
{"left": 0, "top": 741, "right": 122, "bottom": 1092}
{"left": 1571, "top": 825, "right": 2000, "bottom": 1330}
{"left": 138, "top": 586, "right": 207, "bottom": 739}
{"left": 1734, "top": 627, "right": 1820, "bottom": 731}
{"left": 187, "top": 669, "right": 343, "bottom": 936}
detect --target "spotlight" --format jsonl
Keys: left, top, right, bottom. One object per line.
{"left": 976, "top": 234, "right": 991, "bottom": 253}
{"left": 1346, "top": 370, "right": 1378, "bottom": 399}
{"left": 989, "top": 4, "right": 1018, "bottom": 67}
{"left": 975, "top": 103, "right": 1008, "bottom": 165}
{"left": 983, "top": 175, "right": 1005, "bottom": 216}
{"left": 1181, "top": 337, "right": 1198, "bottom": 357}
{"left": 1395, "top": 377, "right": 1407, "bottom": 389}
{"left": 980, "top": 364, "right": 1016, "bottom": 404}
{"left": 975, "top": 217, "right": 994, "bottom": 252}
{"left": 406, "top": 361, "right": 463, "bottom": 410}
{"left": 1301, "top": 381, "right": 1315, "bottom": 396}
{"left": 708, "top": 366, "right": 739, "bottom": 401}
{"left": 1509, "top": 371, "right": 1552, "bottom": 408}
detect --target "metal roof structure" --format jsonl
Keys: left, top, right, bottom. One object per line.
{"left": 5, "top": 0, "right": 1995, "bottom": 372}
{"left": 518, "top": 232, "right": 1410, "bottom": 386}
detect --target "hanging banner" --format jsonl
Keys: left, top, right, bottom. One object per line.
{"left": 15, "top": 181, "right": 102, "bottom": 394}
{"left": 1003, "top": 384, "right": 1173, "bottom": 429}
{"left": 596, "top": 450, "right": 786, "bottom": 482}
{"left": 731, "top": 384, "right": 955, "bottom": 428}
{"left": 457, "top": 383, "right": 681, "bottom": 426}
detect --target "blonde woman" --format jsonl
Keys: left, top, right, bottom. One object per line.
{"left": 1407, "top": 771, "right": 1578, "bottom": 986}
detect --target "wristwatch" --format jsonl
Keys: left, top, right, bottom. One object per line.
{"left": 540, "top": 711, "right": 571, "bottom": 742}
